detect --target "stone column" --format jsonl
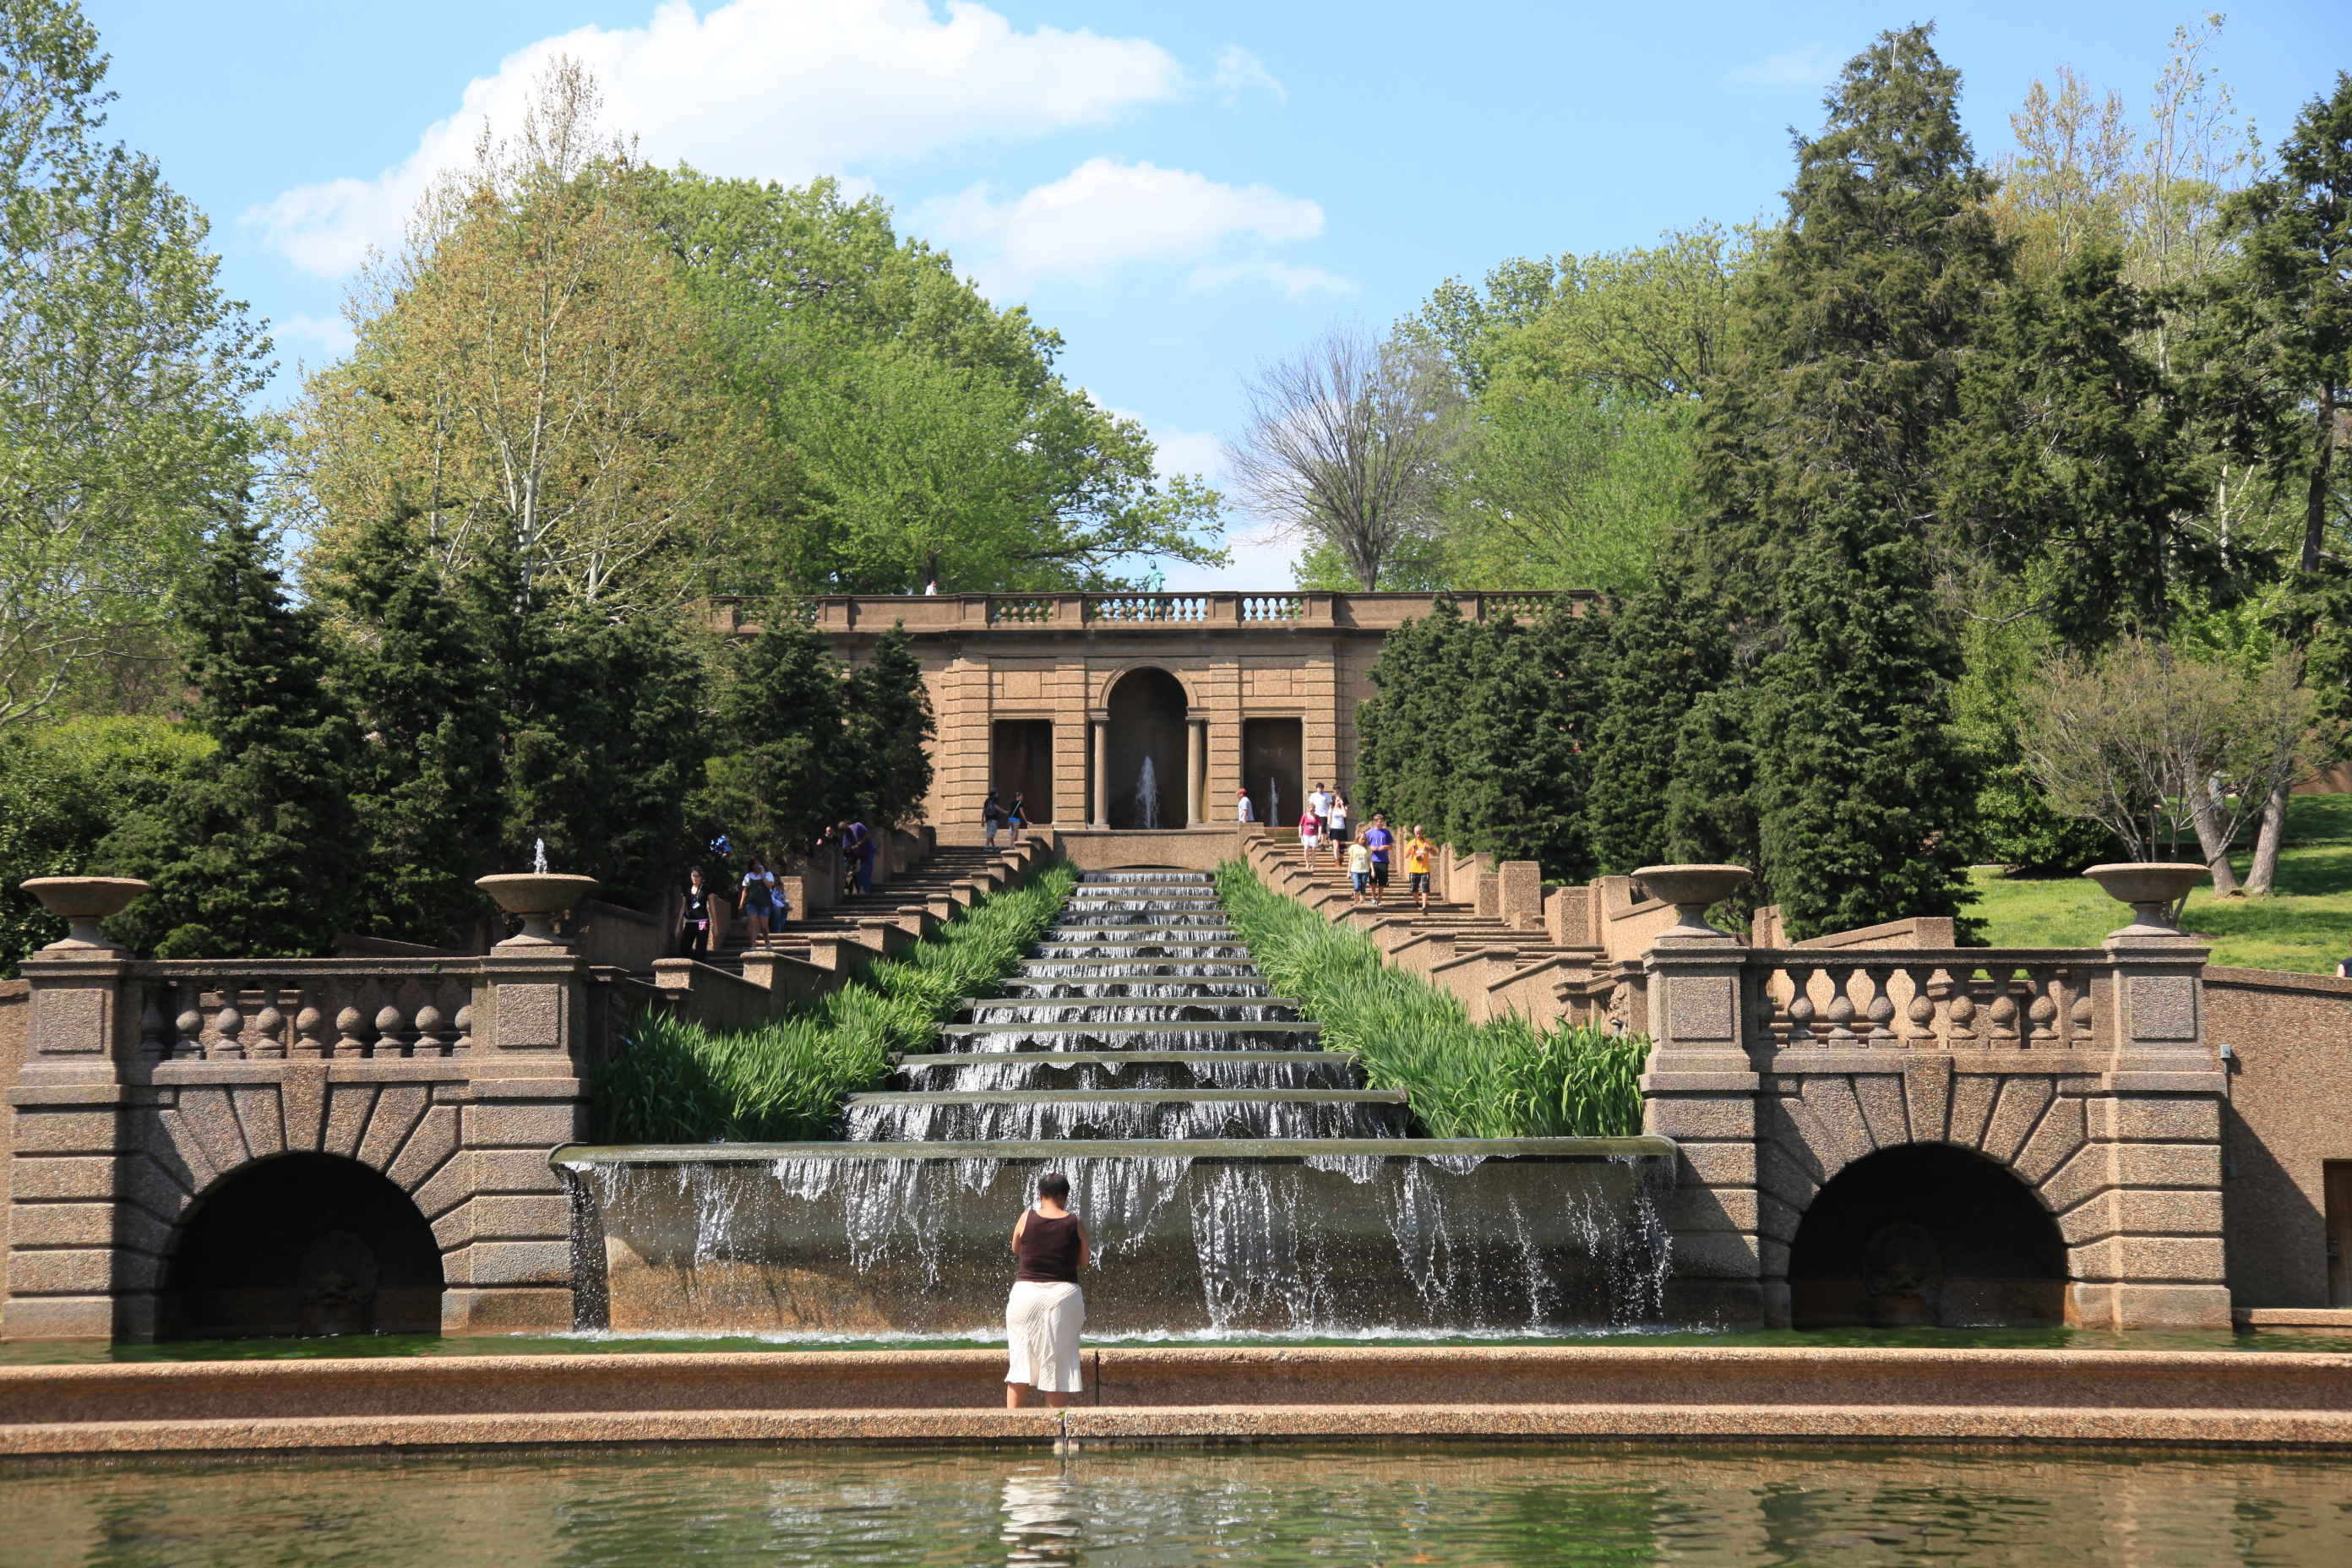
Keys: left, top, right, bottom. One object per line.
{"left": 6, "top": 950, "right": 133, "bottom": 1339}
{"left": 1186, "top": 720, "right": 1205, "bottom": 828}
{"left": 1092, "top": 720, "right": 1109, "bottom": 827}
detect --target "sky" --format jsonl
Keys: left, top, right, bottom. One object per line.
{"left": 80, "top": 0, "right": 2352, "bottom": 590}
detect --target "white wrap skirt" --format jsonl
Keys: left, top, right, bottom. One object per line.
{"left": 1005, "top": 1280, "right": 1085, "bottom": 1391}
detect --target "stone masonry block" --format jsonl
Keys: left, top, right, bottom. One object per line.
{"left": 117, "top": 1203, "right": 172, "bottom": 1257}
{"left": 2107, "top": 1186, "right": 2225, "bottom": 1236}
{"left": 1979, "top": 1075, "right": 2055, "bottom": 1166}
{"left": 460, "top": 1239, "right": 573, "bottom": 1287}
{"left": 2110, "top": 1235, "right": 2228, "bottom": 1281}
{"left": 2035, "top": 1142, "right": 2113, "bottom": 1214}
{"left": 1662, "top": 1185, "right": 1758, "bottom": 1233}
{"left": 469, "top": 1149, "right": 567, "bottom": 1193}
{"left": 1852, "top": 1074, "right": 1909, "bottom": 1151}
{"left": 1674, "top": 1142, "right": 1756, "bottom": 1186}
{"left": 8, "top": 1203, "right": 116, "bottom": 1248}
{"left": 1667, "top": 1230, "right": 1761, "bottom": 1281}
{"left": 1799, "top": 1075, "right": 1876, "bottom": 1173}
{"left": 487, "top": 982, "right": 565, "bottom": 1051}
{"left": 9, "top": 1248, "right": 115, "bottom": 1294}
{"left": 323, "top": 1083, "right": 379, "bottom": 1159}
{"left": 442, "top": 1287, "right": 576, "bottom": 1337}
{"left": 173, "top": 1086, "right": 250, "bottom": 1174}
{"left": 280, "top": 1064, "right": 329, "bottom": 1154}
{"left": 2012, "top": 1094, "right": 2086, "bottom": 1186}
{"left": 408, "top": 1152, "right": 476, "bottom": 1221}
{"left": 431, "top": 1205, "right": 473, "bottom": 1251}
{"left": 230, "top": 1084, "right": 285, "bottom": 1160}
{"left": 1901, "top": 1056, "right": 1953, "bottom": 1145}
{"left": 122, "top": 1153, "right": 193, "bottom": 1225}
{"left": 1760, "top": 1238, "right": 1790, "bottom": 1277}
{"left": 2111, "top": 1142, "right": 2224, "bottom": 1189}
{"left": 357, "top": 1084, "right": 431, "bottom": 1173}
{"left": 1756, "top": 1143, "right": 1818, "bottom": 1214}
{"left": 13, "top": 1109, "right": 121, "bottom": 1156}
{"left": 2095, "top": 1097, "right": 2220, "bottom": 1142}
{"left": 1642, "top": 1097, "right": 1755, "bottom": 1141}
{"left": 2109, "top": 1283, "right": 2232, "bottom": 1330}
{"left": 467, "top": 1194, "right": 572, "bottom": 1240}
{"left": 3, "top": 1295, "right": 114, "bottom": 1339}
{"left": 386, "top": 1105, "right": 460, "bottom": 1193}
{"left": 10, "top": 1157, "right": 117, "bottom": 1201}
{"left": 1760, "top": 1096, "right": 1829, "bottom": 1186}
{"left": 2060, "top": 1200, "right": 2115, "bottom": 1247}
{"left": 1946, "top": 1072, "right": 2000, "bottom": 1152}
{"left": 466, "top": 1101, "right": 586, "bottom": 1149}
{"left": 144, "top": 1108, "right": 221, "bottom": 1195}
{"left": 1757, "top": 1193, "right": 1804, "bottom": 1246}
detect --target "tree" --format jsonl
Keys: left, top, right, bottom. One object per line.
{"left": 105, "top": 520, "right": 358, "bottom": 958}
{"left": 1583, "top": 568, "right": 1729, "bottom": 876}
{"left": 334, "top": 514, "right": 503, "bottom": 948}
{"left": 1226, "top": 319, "right": 1467, "bottom": 590}
{"left": 699, "top": 619, "right": 849, "bottom": 867}
{"left": 842, "top": 622, "right": 934, "bottom": 830}
{"left": 285, "top": 59, "right": 736, "bottom": 612}
{"left": 641, "top": 170, "right": 1223, "bottom": 594}
{"left": 1697, "top": 25, "right": 2003, "bottom": 937}
{"left": 0, "top": 0, "right": 270, "bottom": 726}
{"left": 1356, "top": 596, "right": 1479, "bottom": 841}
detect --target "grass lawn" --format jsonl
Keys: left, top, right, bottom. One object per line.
{"left": 1968, "top": 793, "right": 2352, "bottom": 974}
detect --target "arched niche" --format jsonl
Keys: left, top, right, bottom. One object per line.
{"left": 1787, "top": 1142, "right": 2068, "bottom": 1328}
{"left": 1105, "top": 667, "right": 1190, "bottom": 829}
{"left": 160, "top": 1152, "right": 444, "bottom": 1339}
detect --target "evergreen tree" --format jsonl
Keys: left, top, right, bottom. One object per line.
{"left": 106, "top": 520, "right": 358, "bottom": 957}
{"left": 841, "top": 621, "right": 936, "bottom": 829}
{"left": 700, "top": 620, "right": 849, "bottom": 867}
{"left": 1663, "top": 686, "right": 1759, "bottom": 878}
{"left": 1701, "top": 26, "right": 1999, "bottom": 937}
{"left": 1583, "top": 568, "right": 1729, "bottom": 874}
{"left": 336, "top": 515, "right": 503, "bottom": 947}
{"left": 1451, "top": 602, "right": 1608, "bottom": 877}
{"left": 1357, "top": 596, "right": 1475, "bottom": 841}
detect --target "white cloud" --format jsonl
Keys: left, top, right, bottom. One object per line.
{"left": 1727, "top": 44, "right": 1841, "bottom": 87}
{"left": 1185, "top": 259, "right": 1353, "bottom": 298}
{"left": 923, "top": 156, "right": 1327, "bottom": 290}
{"left": 247, "top": 0, "right": 1190, "bottom": 277}
{"left": 1210, "top": 45, "right": 1286, "bottom": 106}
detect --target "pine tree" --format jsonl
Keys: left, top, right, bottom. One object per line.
{"left": 1701, "top": 26, "right": 2001, "bottom": 937}
{"left": 336, "top": 515, "right": 504, "bottom": 947}
{"left": 1451, "top": 602, "right": 1608, "bottom": 877}
{"left": 1357, "top": 596, "right": 1474, "bottom": 841}
{"left": 1583, "top": 569, "right": 1729, "bottom": 874}
{"left": 106, "top": 520, "right": 359, "bottom": 958}
{"left": 701, "top": 620, "right": 849, "bottom": 866}
{"left": 842, "top": 621, "right": 936, "bottom": 829}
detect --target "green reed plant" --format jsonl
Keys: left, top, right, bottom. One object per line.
{"left": 1214, "top": 859, "right": 1649, "bottom": 1138}
{"left": 593, "top": 861, "right": 1079, "bottom": 1143}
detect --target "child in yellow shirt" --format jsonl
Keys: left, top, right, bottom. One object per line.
{"left": 1347, "top": 839, "right": 1372, "bottom": 905}
{"left": 1403, "top": 828, "right": 1436, "bottom": 913}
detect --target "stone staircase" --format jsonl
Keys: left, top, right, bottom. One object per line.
{"left": 841, "top": 868, "right": 1409, "bottom": 1141}
{"left": 700, "top": 843, "right": 1043, "bottom": 977}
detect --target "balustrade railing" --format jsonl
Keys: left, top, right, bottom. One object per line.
{"left": 988, "top": 596, "right": 1054, "bottom": 624}
{"left": 1477, "top": 593, "right": 1553, "bottom": 623}
{"left": 1240, "top": 594, "right": 1304, "bottom": 623}
{"left": 132, "top": 962, "right": 484, "bottom": 1060}
{"left": 1086, "top": 594, "right": 1206, "bottom": 624}
{"left": 1746, "top": 950, "right": 2104, "bottom": 1053}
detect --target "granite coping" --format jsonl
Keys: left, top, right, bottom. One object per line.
{"left": 2, "top": 1346, "right": 2349, "bottom": 1462}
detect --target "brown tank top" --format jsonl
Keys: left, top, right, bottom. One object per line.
{"left": 1015, "top": 1211, "right": 1082, "bottom": 1282}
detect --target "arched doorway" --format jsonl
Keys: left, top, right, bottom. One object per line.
{"left": 161, "top": 1153, "right": 444, "bottom": 1338}
{"left": 1106, "top": 667, "right": 1189, "bottom": 829}
{"left": 1787, "top": 1143, "right": 2067, "bottom": 1328}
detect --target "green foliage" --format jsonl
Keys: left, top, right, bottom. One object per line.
{"left": 1583, "top": 568, "right": 1729, "bottom": 875}
{"left": 1215, "top": 859, "right": 1648, "bottom": 1138}
{"left": 105, "top": 520, "right": 359, "bottom": 958}
{"left": 1355, "top": 596, "right": 1606, "bottom": 879}
{"left": 334, "top": 516, "right": 504, "bottom": 947}
{"left": 0, "top": 0, "right": 270, "bottom": 725}
{"left": 641, "top": 171, "right": 1222, "bottom": 594}
{"left": 842, "top": 622, "right": 935, "bottom": 831}
{"left": 699, "top": 618, "right": 847, "bottom": 865}
{"left": 592, "top": 861, "right": 1076, "bottom": 1142}
{"left": 0, "top": 715, "right": 208, "bottom": 972}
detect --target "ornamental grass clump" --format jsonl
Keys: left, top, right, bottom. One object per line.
{"left": 1214, "top": 859, "right": 1647, "bottom": 1138}
{"left": 593, "top": 862, "right": 1077, "bottom": 1143}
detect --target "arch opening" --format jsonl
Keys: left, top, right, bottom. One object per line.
{"left": 161, "top": 1153, "right": 444, "bottom": 1340}
{"left": 1787, "top": 1142, "right": 2068, "bottom": 1328}
{"left": 1105, "top": 667, "right": 1188, "bottom": 830}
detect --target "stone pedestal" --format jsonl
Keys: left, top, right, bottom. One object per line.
{"left": 1641, "top": 935, "right": 1767, "bottom": 1327}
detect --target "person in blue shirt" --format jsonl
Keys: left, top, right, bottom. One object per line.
{"left": 1361, "top": 815, "right": 1396, "bottom": 910}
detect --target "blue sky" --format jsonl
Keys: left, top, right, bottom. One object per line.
{"left": 82, "top": 0, "right": 2352, "bottom": 588}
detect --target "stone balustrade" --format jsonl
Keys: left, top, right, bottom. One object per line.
{"left": 1747, "top": 951, "right": 2106, "bottom": 1054}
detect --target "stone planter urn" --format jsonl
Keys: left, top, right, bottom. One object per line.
{"left": 2082, "top": 863, "right": 2207, "bottom": 937}
{"left": 476, "top": 874, "right": 600, "bottom": 949}
{"left": 19, "top": 876, "right": 149, "bottom": 955}
{"left": 1632, "top": 864, "right": 1753, "bottom": 939}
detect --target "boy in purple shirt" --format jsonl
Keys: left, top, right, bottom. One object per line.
{"left": 1361, "top": 815, "right": 1395, "bottom": 909}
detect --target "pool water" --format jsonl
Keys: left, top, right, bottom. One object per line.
{"left": 4, "top": 1323, "right": 2349, "bottom": 1364}
{"left": 4, "top": 1444, "right": 2347, "bottom": 1565}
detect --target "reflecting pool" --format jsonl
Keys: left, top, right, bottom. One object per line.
{"left": 5, "top": 1444, "right": 2348, "bottom": 1566}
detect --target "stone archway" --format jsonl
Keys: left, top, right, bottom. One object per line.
{"left": 1105, "top": 667, "right": 1189, "bottom": 829}
{"left": 160, "top": 1152, "right": 445, "bottom": 1339}
{"left": 1786, "top": 1142, "right": 2068, "bottom": 1328}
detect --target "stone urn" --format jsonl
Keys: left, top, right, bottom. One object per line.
{"left": 2082, "top": 863, "right": 2208, "bottom": 937}
{"left": 476, "top": 874, "right": 600, "bottom": 949}
{"left": 19, "top": 876, "right": 148, "bottom": 955}
{"left": 1632, "top": 864, "right": 1753, "bottom": 939}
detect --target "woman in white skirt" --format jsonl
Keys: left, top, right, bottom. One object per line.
{"left": 1005, "top": 1172, "right": 1090, "bottom": 1407}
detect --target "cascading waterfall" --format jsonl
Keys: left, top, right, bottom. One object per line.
{"left": 564, "top": 865, "right": 1680, "bottom": 1337}
{"left": 1135, "top": 756, "right": 1160, "bottom": 829}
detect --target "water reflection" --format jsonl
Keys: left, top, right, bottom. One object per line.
{"left": 1000, "top": 1469, "right": 1081, "bottom": 1564}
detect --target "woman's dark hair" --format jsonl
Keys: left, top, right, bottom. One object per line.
{"left": 1037, "top": 1173, "right": 1070, "bottom": 1202}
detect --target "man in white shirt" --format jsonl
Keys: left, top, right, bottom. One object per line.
{"left": 1236, "top": 788, "right": 1255, "bottom": 823}
{"left": 1308, "top": 783, "right": 1330, "bottom": 832}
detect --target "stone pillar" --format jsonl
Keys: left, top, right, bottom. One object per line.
{"left": 1091, "top": 720, "right": 1108, "bottom": 827}
{"left": 6, "top": 951, "right": 133, "bottom": 1339}
{"left": 1640, "top": 921, "right": 1766, "bottom": 1327}
{"left": 1497, "top": 861, "right": 1544, "bottom": 931}
{"left": 449, "top": 946, "right": 592, "bottom": 1335}
{"left": 1186, "top": 721, "right": 1205, "bottom": 828}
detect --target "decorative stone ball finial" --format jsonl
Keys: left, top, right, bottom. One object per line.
{"left": 2082, "top": 863, "right": 2208, "bottom": 939}
{"left": 1631, "top": 864, "right": 1753, "bottom": 939}
{"left": 19, "top": 877, "right": 148, "bottom": 956}
{"left": 476, "top": 873, "right": 600, "bottom": 949}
